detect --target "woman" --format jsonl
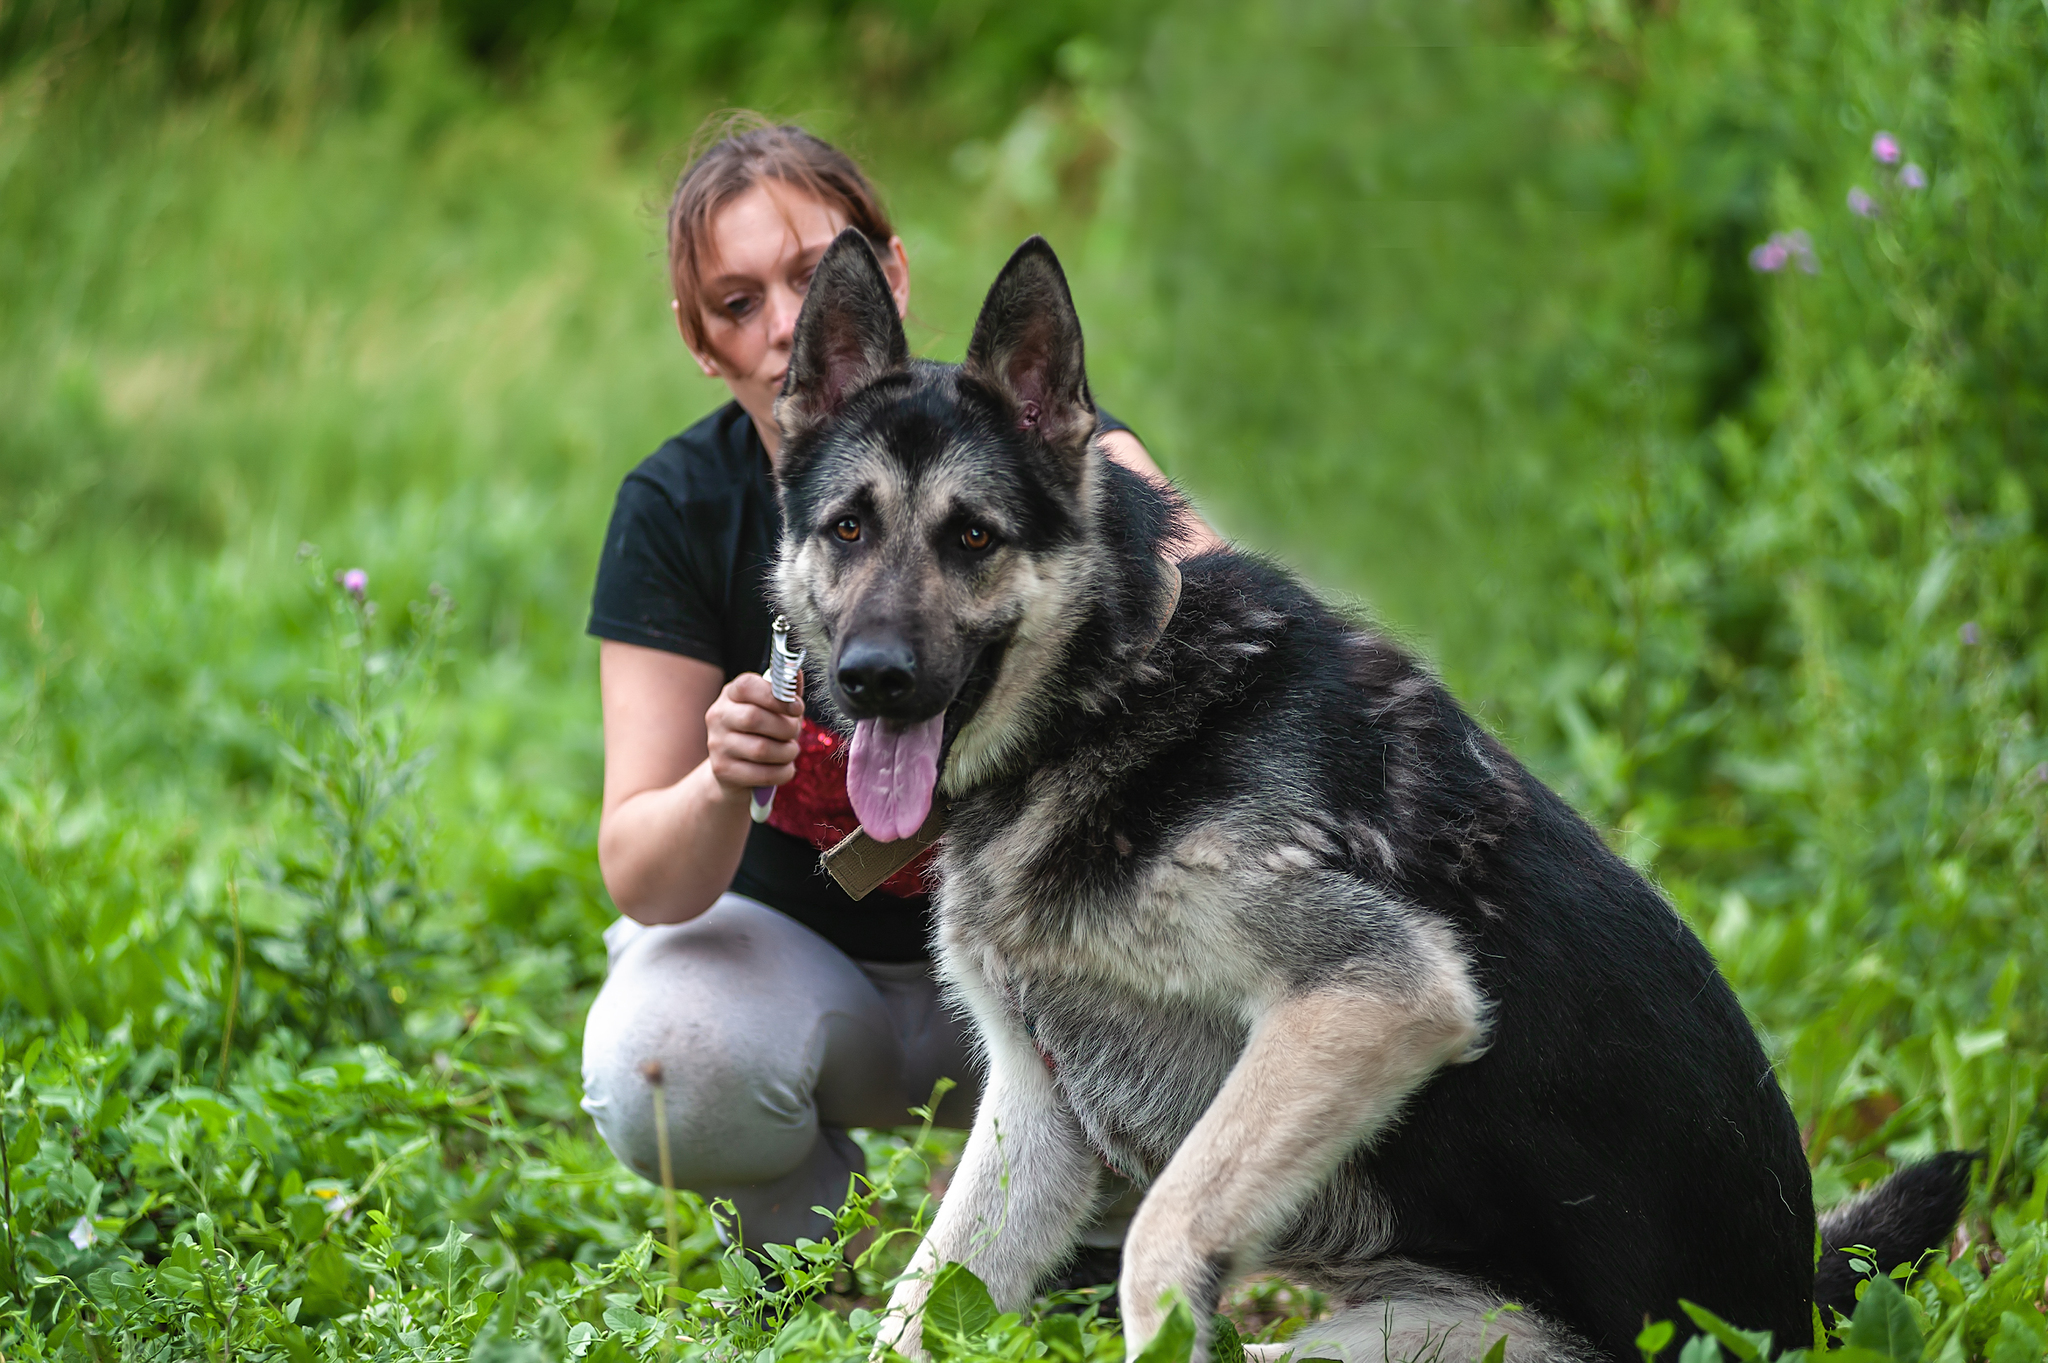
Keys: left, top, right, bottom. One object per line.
{"left": 579, "top": 114, "right": 1217, "bottom": 1248}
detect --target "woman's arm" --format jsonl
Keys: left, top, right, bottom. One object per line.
{"left": 1099, "top": 429, "right": 1228, "bottom": 557}
{"left": 597, "top": 640, "right": 803, "bottom": 924}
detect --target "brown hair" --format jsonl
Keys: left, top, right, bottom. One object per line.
{"left": 667, "top": 111, "right": 896, "bottom": 356}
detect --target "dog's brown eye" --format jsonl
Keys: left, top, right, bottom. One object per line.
{"left": 961, "top": 526, "right": 992, "bottom": 551}
{"left": 833, "top": 517, "right": 861, "bottom": 543}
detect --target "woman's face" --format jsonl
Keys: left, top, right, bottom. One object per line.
{"left": 681, "top": 180, "right": 910, "bottom": 458}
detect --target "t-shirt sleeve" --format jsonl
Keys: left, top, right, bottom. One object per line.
{"left": 586, "top": 473, "right": 725, "bottom": 664}
{"left": 1096, "top": 405, "right": 1134, "bottom": 439}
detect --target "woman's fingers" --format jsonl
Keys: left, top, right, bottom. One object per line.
{"left": 719, "top": 730, "right": 800, "bottom": 765}
{"left": 724, "top": 670, "right": 805, "bottom": 721}
{"left": 706, "top": 672, "right": 806, "bottom": 791}
{"left": 716, "top": 757, "right": 798, "bottom": 789}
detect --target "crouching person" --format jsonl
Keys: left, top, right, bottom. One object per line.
{"left": 579, "top": 115, "right": 1207, "bottom": 1250}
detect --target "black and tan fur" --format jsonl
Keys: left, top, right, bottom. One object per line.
{"left": 769, "top": 231, "right": 1967, "bottom": 1363}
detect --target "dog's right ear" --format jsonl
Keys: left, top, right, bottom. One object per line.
{"left": 963, "top": 237, "right": 1095, "bottom": 479}
{"left": 775, "top": 228, "right": 909, "bottom": 447}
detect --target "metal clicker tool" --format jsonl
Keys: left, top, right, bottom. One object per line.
{"left": 752, "top": 615, "right": 806, "bottom": 823}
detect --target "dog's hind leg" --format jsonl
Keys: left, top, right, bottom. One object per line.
{"left": 876, "top": 979, "right": 1102, "bottom": 1360}
{"left": 1119, "top": 963, "right": 1485, "bottom": 1363}
{"left": 1255, "top": 1260, "right": 1599, "bottom": 1363}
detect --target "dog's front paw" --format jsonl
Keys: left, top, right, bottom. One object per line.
{"left": 1119, "top": 1240, "right": 1215, "bottom": 1363}
{"left": 871, "top": 1282, "right": 931, "bottom": 1362}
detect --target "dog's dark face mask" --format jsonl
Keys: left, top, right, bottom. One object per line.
{"left": 772, "top": 229, "right": 1098, "bottom": 839}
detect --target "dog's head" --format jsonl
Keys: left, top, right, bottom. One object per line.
{"left": 772, "top": 230, "right": 1101, "bottom": 838}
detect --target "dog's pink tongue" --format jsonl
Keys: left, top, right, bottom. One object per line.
{"left": 847, "top": 715, "right": 945, "bottom": 842}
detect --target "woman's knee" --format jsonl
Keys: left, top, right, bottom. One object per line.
{"left": 580, "top": 901, "right": 848, "bottom": 1188}
{"left": 582, "top": 1021, "right": 819, "bottom": 1188}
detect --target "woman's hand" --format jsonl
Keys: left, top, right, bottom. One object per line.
{"left": 704, "top": 672, "right": 804, "bottom": 795}
{"left": 597, "top": 642, "right": 796, "bottom": 925}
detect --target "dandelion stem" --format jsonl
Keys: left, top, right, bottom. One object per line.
{"left": 642, "top": 1062, "right": 683, "bottom": 1309}
{"left": 216, "top": 876, "right": 244, "bottom": 1091}
{"left": 0, "top": 1045, "right": 17, "bottom": 1295}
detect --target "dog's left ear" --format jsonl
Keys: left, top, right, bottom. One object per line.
{"left": 963, "top": 237, "right": 1095, "bottom": 476}
{"left": 776, "top": 228, "right": 910, "bottom": 447}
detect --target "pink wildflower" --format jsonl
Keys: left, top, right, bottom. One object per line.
{"left": 1749, "top": 231, "right": 1817, "bottom": 275}
{"left": 340, "top": 568, "right": 368, "bottom": 598}
{"left": 1847, "top": 187, "right": 1878, "bottom": 218}
{"left": 1959, "top": 621, "right": 1980, "bottom": 646}
{"left": 1898, "top": 163, "right": 1927, "bottom": 191}
{"left": 1871, "top": 132, "right": 1901, "bottom": 165}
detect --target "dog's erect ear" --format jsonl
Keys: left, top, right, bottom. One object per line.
{"left": 776, "top": 228, "right": 909, "bottom": 444}
{"left": 963, "top": 237, "right": 1095, "bottom": 471}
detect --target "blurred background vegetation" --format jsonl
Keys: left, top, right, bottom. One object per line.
{"left": 2, "top": 0, "right": 2046, "bottom": 1358}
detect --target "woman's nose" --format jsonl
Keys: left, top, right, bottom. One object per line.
{"left": 767, "top": 284, "right": 802, "bottom": 351}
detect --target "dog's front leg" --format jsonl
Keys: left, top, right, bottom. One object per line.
{"left": 877, "top": 1015, "right": 1102, "bottom": 1360}
{"left": 1120, "top": 974, "right": 1484, "bottom": 1362}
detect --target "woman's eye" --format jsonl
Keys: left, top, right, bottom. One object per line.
{"left": 960, "top": 526, "right": 993, "bottom": 551}
{"left": 795, "top": 269, "right": 816, "bottom": 294}
{"left": 724, "top": 294, "right": 756, "bottom": 320}
{"left": 833, "top": 517, "right": 862, "bottom": 543}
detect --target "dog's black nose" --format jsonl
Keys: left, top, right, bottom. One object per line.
{"left": 836, "top": 636, "right": 918, "bottom": 706}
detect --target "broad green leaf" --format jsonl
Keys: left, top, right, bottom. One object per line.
{"left": 469, "top": 1329, "right": 545, "bottom": 1363}
{"left": 1637, "top": 1319, "right": 1675, "bottom": 1359}
{"left": 923, "top": 1262, "right": 998, "bottom": 1350}
{"left": 1676, "top": 1335, "right": 1722, "bottom": 1363}
{"left": 1679, "top": 1301, "right": 1771, "bottom": 1362}
{"left": 1039, "top": 1312, "right": 1086, "bottom": 1363}
{"left": 299, "top": 1242, "right": 352, "bottom": 1317}
{"left": 603, "top": 1305, "right": 654, "bottom": 1335}
{"left": 1986, "top": 1310, "right": 2048, "bottom": 1363}
{"left": 1134, "top": 1296, "right": 1199, "bottom": 1363}
{"left": 1479, "top": 1334, "right": 1508, "bottom": 1363}
{"left": 1847, "top": 1274, "right": 1923, "bottom": 1363}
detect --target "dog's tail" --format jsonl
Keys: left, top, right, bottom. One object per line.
{"left": 1813, "top": 1152, "right": 1976, "bottom": 1321}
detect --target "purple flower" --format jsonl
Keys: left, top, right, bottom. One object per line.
{"left": 1959, "top": 621, "right": 1980, "bottom": 646}
{"left": 1872, "top": 132, "right": 1901, "bottom": 165}
{"left": 1898, "top": 163, "right": 1927, "bottom": 191}
{"left": 1847, "top": 186, "right": 1878, "bottom": 218}
{"left": 1749, "top": 231, "right": 1818, "bottom": 275}
{"left": 340, "top": 568, "right": 368, "bottom": 598}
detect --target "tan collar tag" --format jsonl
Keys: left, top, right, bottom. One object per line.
{"left": 821, "top": 801, "right": 948, "bottom": 902}
{"left": 821, "top": 556, "right": 1183, "bottom": 901}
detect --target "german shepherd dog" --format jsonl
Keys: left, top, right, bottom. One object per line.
{"left": 769, "top": 230, "right": 1968, "bottom": 1363}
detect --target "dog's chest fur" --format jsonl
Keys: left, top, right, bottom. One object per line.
{"left": 928, "top": 575, "right": 1465, "bottom": 1181}
{"left": 936, "top": 765, "right": 1315, "bottom": 1181}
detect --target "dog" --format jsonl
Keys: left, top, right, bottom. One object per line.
{"left": 769, "top": 229, "right": 1969, "bottom": 1363}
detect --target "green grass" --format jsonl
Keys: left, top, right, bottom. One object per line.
{"left": 3, "top": 1, "right": 2047, "bottom": 1359}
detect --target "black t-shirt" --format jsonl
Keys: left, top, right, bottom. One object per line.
{"left": 588, "top": 399, "right": 1131, "bottom": 961}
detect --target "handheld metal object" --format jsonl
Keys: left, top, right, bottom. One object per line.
{"left": 752, "top": 616, "right": 807, "bottom": 823}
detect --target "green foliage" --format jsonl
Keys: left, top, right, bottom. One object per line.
{"left": 4, "top": 0, "right": 2048, "bottom": 1359}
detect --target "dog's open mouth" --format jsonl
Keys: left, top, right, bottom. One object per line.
{"left": 846, "top": 716, "right": 945, "bottom": 841}
{"left": 838, "top": 638, "right": 1007, "bottom": 842}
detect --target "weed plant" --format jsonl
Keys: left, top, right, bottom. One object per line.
{"left": 2, "top": 1, "right": 2045, "bottom": 1360}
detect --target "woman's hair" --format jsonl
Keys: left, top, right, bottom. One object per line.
{"left": 667, "top": 111, "right": 895, "bottom": 356}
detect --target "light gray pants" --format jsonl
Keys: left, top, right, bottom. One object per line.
{"left": 580, "top": 893, "right": 983, "bottom": 1247}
